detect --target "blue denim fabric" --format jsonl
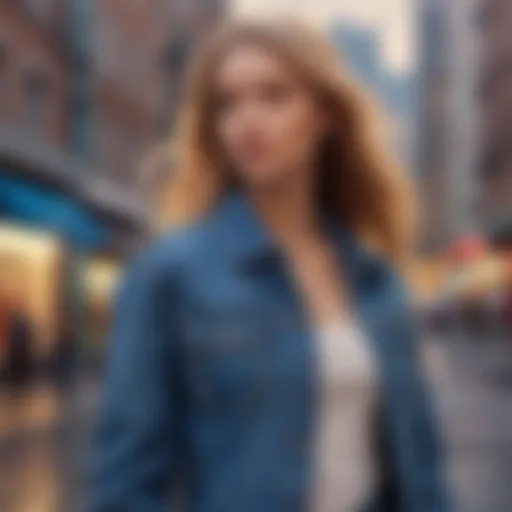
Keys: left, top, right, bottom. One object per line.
{"left": 89, "top": 193, "right": 449, "bottom": 512}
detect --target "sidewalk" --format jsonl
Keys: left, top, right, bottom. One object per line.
{"left": 0, "top": 377, "right": 99, "bottom": 442}
{"left": 0, "top": 376, "right": 100, "bottom": 512}
{"left": 1, "top": 337, "right": 512, "bottom": 511}
{"left": 432, "top": 334, "right": 512, "bottom": 512}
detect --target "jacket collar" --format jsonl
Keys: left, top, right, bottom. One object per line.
{"left": 211, "top": 192, "right": 277, "bottom": 265}
{"left": 211, "top": 192, "right": 386, "bottom": 290}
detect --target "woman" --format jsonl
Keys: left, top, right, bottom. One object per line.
{"left": 0, "top": 277, "right": 34, "bottom": 386}
{"left": 91, "top": 19, "right": 448, "bottom": 512}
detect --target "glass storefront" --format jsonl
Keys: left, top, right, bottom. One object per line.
{"left": 0, "top": 223, "right": 63, "bottom": 361}
{"left": 0, "top": 174, "right": 122, "bottom": 368}
{"left": 83, "top": 257, "right": 121, "bottom": 355}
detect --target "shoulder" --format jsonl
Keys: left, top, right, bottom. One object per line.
{"left": 337, "top": 225, "right": 413, "bottom": 309}
{"left": 118, "top": 222, "right": 208, "bottom": 295}
{"left": 376, "top": 260, "right": 424, "bottom": 348}
{"left": 351, "top": 239, "right": 413, "bottom": 308}
{"left": 376, "top": 259, "right": 417, "bottom": 318}
{"left": 357, "top": 248, "right": 420, "bottom": 332}
{"left": 381, "top": 262, "right": 414, "bottom": 308}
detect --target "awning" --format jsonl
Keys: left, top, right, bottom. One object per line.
{"left": 0, "top": 125, "right": 147, "bottom": 227}
{"left": 0, "top": 176, "right": 107, "bottom": 249}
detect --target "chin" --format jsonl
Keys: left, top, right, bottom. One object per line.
{"left": 240, "top": 167, "right": 292, "bottom": 191}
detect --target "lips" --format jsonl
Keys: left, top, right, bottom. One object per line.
{"left": 237, "top": 135, "right": 269, "bottom": 164}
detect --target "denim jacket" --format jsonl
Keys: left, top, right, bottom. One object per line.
{"left": 90, "top": 193, "right": 449, "bottom": 512}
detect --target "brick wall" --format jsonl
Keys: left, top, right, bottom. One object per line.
{"left": 477, "top": 0, "right": 512, "bottom": 227}
{"left": 92, "top": 0, "right": 169, "bottom": 184}
{"left": 0, "top": 1, "right": 68, "bottom": 148}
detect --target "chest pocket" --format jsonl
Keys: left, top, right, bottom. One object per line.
{"left": 180, "top": 302, "right": 279, "bottom": 408}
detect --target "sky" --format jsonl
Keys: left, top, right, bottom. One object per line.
{"left": 230, "top": 0, "right": 415, "bottom": 73}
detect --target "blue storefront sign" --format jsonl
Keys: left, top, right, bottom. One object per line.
{"left": 0, "top": 175, "right": 107, "bottom": 248}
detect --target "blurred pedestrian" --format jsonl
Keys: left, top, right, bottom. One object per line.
{"left": 51, "top": 313, "right": 75, "bottom": 387}
{"left": 90, "top": 18, "right": 449, "bottom": 512}
{"left": 0, "top": 292, "right": 9, "bottom": 371}
{"left": 3, "top": 295, "right": 34, "bottom": 387}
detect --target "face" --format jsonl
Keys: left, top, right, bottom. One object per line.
{"left": 212, "top": 42, "right": 328, "bottom": 188}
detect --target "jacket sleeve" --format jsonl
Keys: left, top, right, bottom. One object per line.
{"left": 393, "top": 280, "right": 451, "bottom": 512}
{"left": 89, "top": 249, "right": 183, "bottom": 511}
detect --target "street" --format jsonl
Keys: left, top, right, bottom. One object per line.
{"left": 431, "top": 335, "right": 512, "bottom": 512}
{"left": 1, "top": 336, "right": 512, "bottom": 512}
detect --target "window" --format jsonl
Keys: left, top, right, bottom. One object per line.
{"left": 23, "top": 0, "right": 53, "bottom": 23}
{"left": 24, "top": 68, "right": 51, "bottom": 135}
{"left": 0, "top": 43, "right": 9, "bottom": 116}
{"left": 70, "top": 96, "right": 95, "bottom": 159}
{"left": 473, "top": 2, "right": 501, "bottom": 32}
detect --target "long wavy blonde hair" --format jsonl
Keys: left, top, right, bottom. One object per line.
{"left": 158, "top": 18, "right": 416, "bottom": 264}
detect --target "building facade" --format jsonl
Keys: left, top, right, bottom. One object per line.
{"left": 147, "top": 0, "right": 225, "bottom": 193}
{"left": 71, "top": 0, "right": 225, "bottom": 186}
{"left": 0, "top": 1, "right": 146, "bottom": 249}
{"left": 0, "top": 0, "right": 225, "bottom": 362}
{"left": 92, "top": 0, "right": 169, "bottom": 185}
{"left": 476, "top": 0, "right": 512, "bottom": 241}
{"left": 0, "top": 1, "right": 68, "bottom": 148}
{"left": 1, "top": 0, "right": 226, "bottom": 242}
{"left": 446, "top": 0, "right": 478, "bottom": 242}
{"left": 417, "top": 0, "right": 477, "bottom": 253}
{"left": 417, "top": 0, "right": 451, "bottom": 253}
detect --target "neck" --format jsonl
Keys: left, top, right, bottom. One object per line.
{"left": 247, "top": 171, "right": 322, "bottom": 251}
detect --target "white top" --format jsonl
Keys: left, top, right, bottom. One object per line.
{"left": 310, "top": 320, "right": 380, "bottom": 512}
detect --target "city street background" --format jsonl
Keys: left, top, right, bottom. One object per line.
{"left": 2, "top": 337, "right": 512, "bottom": 511}
{"left": 1, "top": 1, "right": 512, "bottom": 511}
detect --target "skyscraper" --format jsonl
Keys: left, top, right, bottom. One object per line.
{"left": 416, "top": 0, "right": 477, "bottom": 253}
{"left": 476, "top": 0, "right": 512, "bottom": 243}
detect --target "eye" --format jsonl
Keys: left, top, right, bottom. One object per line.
{"left": 214, "top": 90, "right": 239, "bottom": 114}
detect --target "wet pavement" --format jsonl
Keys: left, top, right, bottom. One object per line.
{"left": 0, "top": 378, "right": 99, "bottom": 512}
{"left": 1, "top": 335, "right": 512, "bottom": 512}
{"left": 431, "top": 335, "right": 512, "bottom": 512}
